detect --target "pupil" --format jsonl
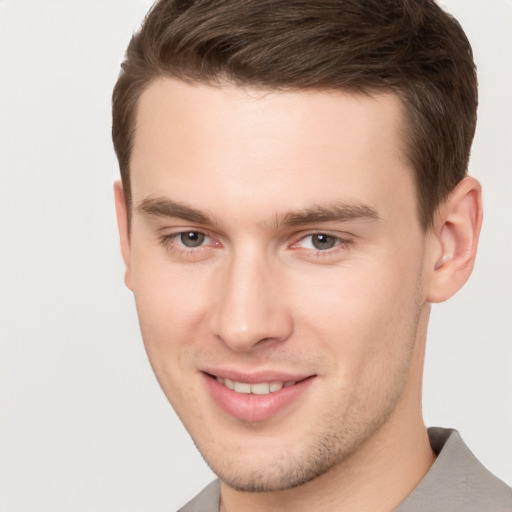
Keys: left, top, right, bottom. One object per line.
{"left": 312, "top": 234, "right": 336, "bottom": 250}
{"left": 181, "top": 232, "right": 204, "bottom": 247}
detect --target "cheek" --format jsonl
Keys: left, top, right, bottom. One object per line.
{"left": 130, "top": 247, "right": 212, "bottom": 361}
{"left": 130, "top": 253, "right": 215, "bottom": 414}
{"left": 293, "top": 253, "right": 423, "bottom": 375}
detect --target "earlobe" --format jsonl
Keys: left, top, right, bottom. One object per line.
{"left": 426, "top": 176, "right": 483, "bottom": 303}
{"left": 113, "top": 180, "right": 133, "bottom": 291}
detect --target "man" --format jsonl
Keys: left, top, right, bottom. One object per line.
{"left": 111, "top": 0, "right": 512, "bottom": 510}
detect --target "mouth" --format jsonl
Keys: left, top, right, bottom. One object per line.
{"left": 202, "top": 371, "right": 316, "bottom": 422}
{"left": 213, "top": 376, "right": 299, "bottom": 395}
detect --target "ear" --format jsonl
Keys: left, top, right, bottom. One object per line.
{"left": 113, "top": 180, "right": 133, "bottom": 291}
{"left": 426, "top": 176, "right": 483, "bottom": 303}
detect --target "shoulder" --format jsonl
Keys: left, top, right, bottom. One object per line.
{"left": 177, "top": 480, "right": 220, "bottom": 512}
{"left": 395, "top": 427, "right": 512, "bottom": 512}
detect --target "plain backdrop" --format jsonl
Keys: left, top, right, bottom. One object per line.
{"left": 0, "top": 1, "right": 511, "bottom": 511}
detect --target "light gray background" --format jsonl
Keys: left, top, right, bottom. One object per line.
{"left": 1, "top": 1, "right": 510, "bottom": 511}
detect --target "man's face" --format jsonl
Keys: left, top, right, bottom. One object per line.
{"left": 120, "top": 79, "right": 434, "bottom": 491}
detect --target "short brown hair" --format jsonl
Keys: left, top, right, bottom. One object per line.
{"left": 112, "top": 0, "right": 477, "bottom": 229}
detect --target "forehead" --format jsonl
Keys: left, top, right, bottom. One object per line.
{"left": 130, "top": 78, "right": 416, "bottom": 228}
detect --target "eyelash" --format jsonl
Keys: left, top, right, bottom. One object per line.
{"left": 291, "top": 233, "right": 353, "bottom": 256}
{"left": 159, "top": 231, "right": 218, "bottom": 259}
{"left": 158, "top": 231, "right": 353, "bottom": 259}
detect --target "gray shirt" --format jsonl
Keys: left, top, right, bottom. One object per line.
{"left": 178, "top": 427, "right": 512, "bottom": 511}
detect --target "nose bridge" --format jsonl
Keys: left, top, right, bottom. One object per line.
{"left": 211, "top": 244, "right": 292, "bottom": 351}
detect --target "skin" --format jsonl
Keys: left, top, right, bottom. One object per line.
{"left": 115, "top": 78, "right": 482, "bottom": 511}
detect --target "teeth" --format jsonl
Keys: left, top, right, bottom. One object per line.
{"left": 269, "top": 382, "right": 284, "bottom": 392}
{"left": 234, "top": 382, "right": 251, "bottom": 394}
{"left": 251, "top": 383, "right": 270, "bottom": 395}
{"left": 216, "top": 377, "right": 294, "bottom": 395}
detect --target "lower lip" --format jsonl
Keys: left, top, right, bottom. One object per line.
{"left": 203, "top": 374, "right": 315, "bottom": 422}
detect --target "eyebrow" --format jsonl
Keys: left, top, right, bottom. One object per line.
{"left": 137, "top": 197, "right": 220, "bottom": 225}
{"left": 136, "top": 196, "right": 379, "bottom": 228}
{"left": 276, "top": 202, "right": 380, "bottom": 228}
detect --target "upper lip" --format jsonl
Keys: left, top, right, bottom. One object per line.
{"left": 202, "top": 368, "right": 315, "bottom": 384}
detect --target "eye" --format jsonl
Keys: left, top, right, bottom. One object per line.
{"left": 159, "top": 230, "right": 219, "bottom": 260}
{"left": 178, "top": 231, "right": 207, "bottom": 248}
{"left": 300, "top": 233, "right": 340, "bottom": 251}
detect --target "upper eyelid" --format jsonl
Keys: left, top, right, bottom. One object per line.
{"left": 295, "top": 236, "right": 351, "bottom": 248}
{"left": 164, "top": 230, "right": 212, "bottom": 242}
{"left": 158, "top": 224, "right": 211, "bottom": 234}
{"left": 292, "top": 231, "right": 353, "bottom": 244}
{"left": 159, "top": 230, "right": 220, "bottom": 252}
{"left": 159, "top": 227, "right": 217, "bottom": 240}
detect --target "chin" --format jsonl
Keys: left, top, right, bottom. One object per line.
{"left": 207, "top": 454, "right": 334, "bottom": 493}
{"left": 193, "top": 426, "right": 364, "bottom": 493}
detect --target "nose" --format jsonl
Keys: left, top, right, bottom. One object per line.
{"left": 210, "top": 249, "right": 293, "bottom": 352}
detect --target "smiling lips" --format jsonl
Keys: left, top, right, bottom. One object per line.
{"left": 204, "top": 372, "right": 315, "bottom": 422}
{"left": 215, "top": 376, "right": 298, "bottom": 395}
